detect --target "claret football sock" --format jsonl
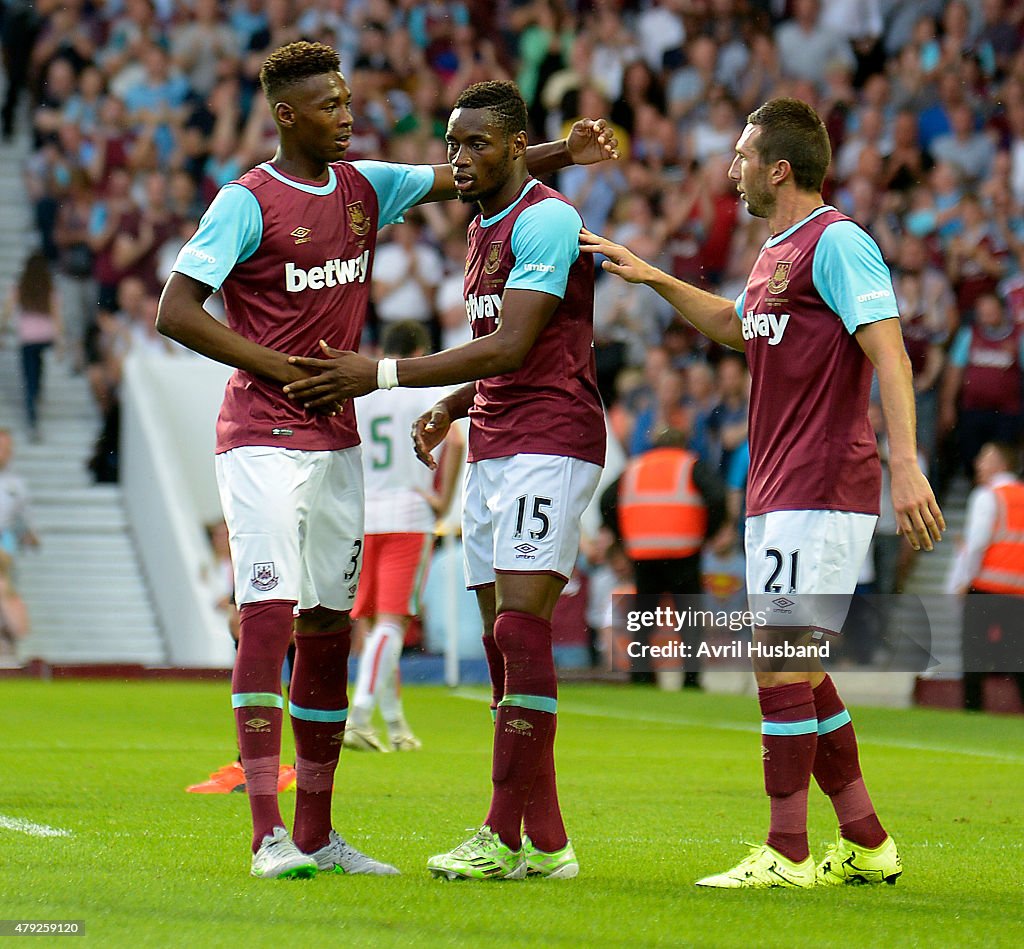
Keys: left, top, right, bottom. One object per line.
{"left": 484, "top": 611, "right": 558, "bottom": 851}
{"left": 289, "top": 624, "right": 351, "bottom": 853}
{"left": 482, "top": 631, "right": 505, "bottom": 715}
{"left": 812, "top": 675, "right": 887, "bottom": 849}
{"left": 759, "top": 681, "right": 817, "bottom": 863}
{"left": 232, "top": 600, "right": 295, "bottom": 850}
{"left": 522, "top": 718, "right": 567, "bottom": 854}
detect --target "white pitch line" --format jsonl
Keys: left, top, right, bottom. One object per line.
{"left": 0, "top": 815, "right": 73, "bottom": 838}
{"left": 450, "top": 690, "right": 1024, "bottom": 764}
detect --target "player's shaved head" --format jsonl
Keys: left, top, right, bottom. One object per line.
{"left": 453, "top": 81, "right": 528, "bottom": 140}
{"left": 260, "top": 41, "right": 341, "bottom": 103}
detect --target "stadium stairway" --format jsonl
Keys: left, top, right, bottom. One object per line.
{"left": 901, "top": 477, "right": 969, "bottom": 679}
{"left": 0, "top": 130, "right": 165, "bottom": 668}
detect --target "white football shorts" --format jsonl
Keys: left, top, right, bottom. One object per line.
{"left": 216, "top": 445, "right": 365, "bottom": 611}
{"left": 462, "top": 453, "right": 603, "bottom": 588}
{"left": 745, "top": 509, "right": 877, "bottom": 634}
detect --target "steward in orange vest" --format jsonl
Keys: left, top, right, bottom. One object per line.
{"left": 959, "top": 441, "right": 1024, "bottom": 711}
{"left": 600, "top": 428, "right": 726, "bottom": 687}
{"left": 972, "top": 479, "right": 1024, "bottom": 594}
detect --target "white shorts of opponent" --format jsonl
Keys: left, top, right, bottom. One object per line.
{"left": 462, "top": 453, "right": 603, "bottom": 589}
{"left": 216, "top": 446, "right": 365, "bottom": 611}
{"left": 745, "top": 509, "right": 877, "bottom": 635}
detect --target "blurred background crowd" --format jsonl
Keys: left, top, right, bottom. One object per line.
{"left": 4, "top": 0, "right": 1024, "bottom": 675}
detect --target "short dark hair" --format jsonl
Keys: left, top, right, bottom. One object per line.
{"left": 747, "top": 97, "right": 831, "bottom": 192}
{"left": 260, "top": 41, "right": 340, "bottom": 102}
{"left": 986, "top": 441, "right": 1020, "bottom": 473}
{"left": 453, "top": 80, "right": 528, "bottom": 139}
{"left": 381, "top": 320, "right": 431, "bottom": 357}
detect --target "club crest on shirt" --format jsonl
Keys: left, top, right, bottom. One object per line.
{"left": 766, "top": 260, "right": 792, "bottom": 294}
{"left": 483, "top": 241, "right": 503, "bottom": 275}
{"left": 251, "top": 561, "right": 279, "bottom": 592}
{"left": 290, "top": 226, "right": 312, "bottom": 244}
{"left": 347, "top": 201, "right": 370, "bottom": 236}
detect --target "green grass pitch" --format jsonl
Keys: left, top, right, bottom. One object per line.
{"left": 1, "top": 680, "right": 1022, "bottom": 947}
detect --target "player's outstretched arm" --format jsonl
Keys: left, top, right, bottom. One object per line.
{"left": 416, "top": 118, "right": 620, "bottom": 204}
{"left": 579, "top": 228, "right": 744, "bottom": 350}
{"left": 856, "top": 317, "right": 945, "bottom": 551}
{"left": 157, "top": 273, "right": 328, "bottom": 401}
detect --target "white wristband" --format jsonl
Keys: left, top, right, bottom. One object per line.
{"left": 376, "top": 357, "right": 399, "bottom": 390}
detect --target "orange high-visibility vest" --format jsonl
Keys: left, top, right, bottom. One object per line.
{"left": 973, "top": 480, "right": 1024, "bottom": 594}
{"left": 618, "top": 448, "right": 707, "bottom": 560}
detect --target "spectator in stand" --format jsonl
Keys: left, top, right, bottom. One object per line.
{"left": 120, "top": 41, "right": 190, "bottom": 165}
{"left": 112, "top": 171, "right": 183, "bottom": 295}
{"left": 667, "top": 35, "right": 719, "bottom": 124}
{"left": 706, "top": 352, "right": 749, "bottom": 478}
{"left": 918, "top": 70, "right": 972, "bottom": 154}
{"left": 370, "top": 213, "right": 444, "bottom": 337}
{"left": 688, "top": 92, "right": 742, "bottom": 165}
{"left": 86, "top": 166, "right": 138, "bottom": 318}
{"left": 941, "top": 292, "right": 1024, "bottom": 479}
{"left": 629, "top": 365, "right": 688, "bottom": 457}
{"left": 0, "top": 252, "right": 64, "bottom": 442}
{"left": 930, "top": 102, "right": 996, "bottom": 185}
{"left": 0, "top": 550, "right": 30, "bottom": 658}
{"left": 169, "top": 0, "right": 241, "bottom": 100}
{"left": 0, "top": 428, "right": 40, "bottom": 558}
{"left": 587, "top": 5, "right": 639, "bottom": 103}
{"left": 611, "top": 60, "right": 666, "bottom": 139}
{"left": 736, "top": 32, "right": 781, "bottom": 117}
{"left": 892, "top": 235, "right": 956, "bottom": 463}
{"left": 882, "top": 109, "right": 931, "bottom": 193}
{"left": 32, "top": 55, "right": 77, "bottom": 145}
{"left": 635, "top": 0, "right": 686, "bottom": 74}
{"left": 62, "top": 63, "right": 107, "bottom": 137}
{"left": 774, "top": 0, "right": 854, "bottom": 94}
{"left": 87, "top": 274, "right": 145, "bottom": 414}
{"left": 836, "top": 107, "right": 889, "bottom": 183}
{"left": 52, "top": 169, "right": 98, "bottom": 374}
{"left": 945, "top": 192, "right": 1008, "bottom": 317}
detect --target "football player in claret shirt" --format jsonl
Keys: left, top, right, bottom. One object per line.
{"left": 156, "top": 41, "right": 618, "bottom": 881}
{"left": 582, "top": 98, "right": 944, "bottom": 889}
{"left": 286, "top": 80, "right": 611, "bottom": 880}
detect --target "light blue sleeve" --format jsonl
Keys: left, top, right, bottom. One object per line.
{"left": 505, "top": 199, "right": 582, "bottom": 297}
{"left": 948, "top": 327, "right": 971, "bottom": 368}
{"left": 726, "top": 440, "right": 749, "bottom": 491}
{"left": 352, "top": 161, "right": 435, "bottom": 226}
{"left": 172, "top": 184, "right": 263, "bottom": 291}
{"left": 734, "top": 289, "right": 746, "bottom": 317}
{"left": 812, "top": 220, "right": 900, "bottom": 334}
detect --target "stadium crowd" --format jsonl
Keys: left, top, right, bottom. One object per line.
{"left": 8, "top": 0, "right": 1024, "bottom": 672}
